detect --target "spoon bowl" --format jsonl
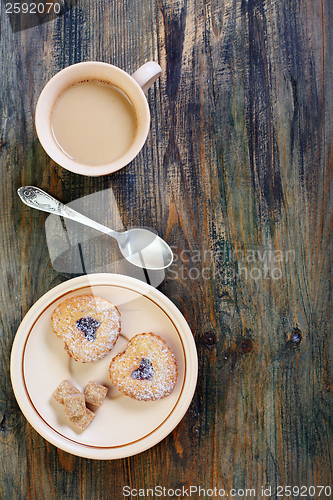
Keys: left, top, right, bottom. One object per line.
{"left": 18, "top": 186, "right": 173, "bottom": 270}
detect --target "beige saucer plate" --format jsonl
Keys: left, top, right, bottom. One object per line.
{"left": 10, "top": 273, "right": 198, "bottom": 459}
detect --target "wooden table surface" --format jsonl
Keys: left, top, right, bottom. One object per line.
{"left": 1, "top": 0, "right": 333, "bottom": 498}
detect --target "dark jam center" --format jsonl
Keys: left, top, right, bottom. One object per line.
{"left": 76, "top": 317, "right": 101, "bottom": 341}
{"left": 131, "top": 358, "right": 154, "bottom": 381}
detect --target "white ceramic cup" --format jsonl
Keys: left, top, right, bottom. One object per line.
{"left": 35, "top": 61, "right": 161, "bottom": 176}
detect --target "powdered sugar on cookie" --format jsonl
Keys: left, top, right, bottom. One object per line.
{"left": 109, "top": 332, "right": 178, "bottom": 401}
{"left": 51, "top": 295, "right": 121, "bottom": 362}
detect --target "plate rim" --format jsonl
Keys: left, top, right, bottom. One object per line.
{"left": 10, "top": 273, "right": 198, "bottom": 460}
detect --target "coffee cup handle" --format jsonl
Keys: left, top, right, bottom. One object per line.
{"left": 131, "top": 61, "right": 162, "bottom": 93}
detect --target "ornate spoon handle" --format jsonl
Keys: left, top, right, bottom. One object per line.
{"left": 18, "top": 186, "right": 76, "bottom": 217}
{"left": 17, "top": 186, "right": 116, "bottom": 237}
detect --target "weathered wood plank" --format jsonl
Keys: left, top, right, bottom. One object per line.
{"left": 204, "top": 0, "right": 333, "bottom": 492}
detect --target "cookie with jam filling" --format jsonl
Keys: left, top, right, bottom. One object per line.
{"left": 51, "top": 295, "right": 121, "bottom": 362}
{"left": 109, "top": 332, "right": 178, "bottom": 401}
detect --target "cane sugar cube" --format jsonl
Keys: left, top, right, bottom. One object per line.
{"left": 63, "top": 393, "right": 86, "bottom": 418}
{"left": 52, "top": 380, "right": 80, "bottom": 404}
{"left": 71, "top": 407, "right": 95, "bottom": 430}
{"left": 84, "top": 381, "right": 108, "bottom": 407}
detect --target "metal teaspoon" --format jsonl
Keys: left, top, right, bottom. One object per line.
{"left": 18, "top": 186, "right": 173, "bottom": 271}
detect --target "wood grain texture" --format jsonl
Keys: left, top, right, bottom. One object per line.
{"left": 0, "top": 0, "right": 332, "bottom": 498}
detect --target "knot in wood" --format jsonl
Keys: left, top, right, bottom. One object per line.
{"left": 240, "top": 338, "right": 253, "bottom": 354}
{"left": 202, "top": 330, "right": 217, "bottom": 349}
{"left": 290, "top": 327, "right": 302, "bottom": 346}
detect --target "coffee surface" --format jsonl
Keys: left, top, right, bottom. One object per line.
{"left": 51, "top": 81, "right": 137, "bottom": 165}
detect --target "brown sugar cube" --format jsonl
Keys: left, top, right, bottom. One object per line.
{"left": 52, "top": 380, "right": 80, "bottom": 404}
{"left": 63, "top": 393, "right": 86, "bottom": 419}
{"left": 84, "top": 381, "right": 108, "bottom": 407}
{"left": 70, "top": 407, "right": 95, "bottom": 430}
